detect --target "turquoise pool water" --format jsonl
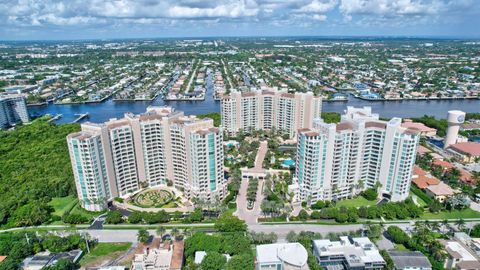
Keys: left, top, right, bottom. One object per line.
{"left": 282, "top": 159, "right": 295, "bottom": 166}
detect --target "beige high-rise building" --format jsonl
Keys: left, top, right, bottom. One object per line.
{"left": 221, "top": 89, "right": 322, "bottom": 138}
{"left": 293, "top": 107, "right": 419, "bottom": 204}
{"left": 67, "top": 107, "right": 225, "bottom": 211}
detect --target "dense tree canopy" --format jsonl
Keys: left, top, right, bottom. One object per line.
{"left": 197, "top": 112, "right": 221, "bottom": 127}
{"left": 184, "top": 231, "right": 254, "bottom": 270}
{"left": 0, "top": 232, "right": 92, "bottom": 270}
{"left": 214, "top": 213, "right": 247, "bottom": 232}
{"left": 0, "top": 119, "right": 80, "bottom": 227}
{"left": 200, "top": 252, "right": 226, "bottom": 270}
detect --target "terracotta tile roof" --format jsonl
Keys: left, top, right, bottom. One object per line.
{"left": 401, "top": 122, "right": 437, "bottom": 133}
{"left": 170, "top": 241, "right": 184, "bottom": 269}
{"left": 449, "top": 142, "right": 480, "bottom": 156}
{"left": 459, "top": 169, "right": 475, "bottom": 185}
{"left": 413, "top": 165, "right": 427, "bottom": 177}
{"left": 0, "top": 256, "right": 7, "bottom": 263}
{"left": 413, "top": 175, "right": 440, "bottom": 189}
{"left": 432, "top": 159, "right": 454, "bottom": 169}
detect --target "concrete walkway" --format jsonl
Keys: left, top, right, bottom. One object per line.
{"left": 254, "top": 141, "right": 268, "bottom": 170}
{"left": 234, "top": 141, "right": 268, "bottom": 224}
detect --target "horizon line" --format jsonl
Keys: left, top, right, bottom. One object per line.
{"left": 2, "top": 34, "right": 480, "bottom": 42}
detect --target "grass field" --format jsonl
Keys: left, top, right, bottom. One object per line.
{"left": 70, "top": 203, "right": 106, "bottom": 220}
{"left": 335, "top": 196, "right": 377, "bottom": 208}
{"left": 394, "top": 244, "right": 408, "bottom": 251}
{"left": 421, "top": 208, "right": 480, "bottom": 220}
{"left": 48, "top": 196, "right": 78, "bottom": 217}
{"left": 409, "top": 192, "right": 427, "bottom": 207}
{"left": 80, "top": 243, "right": 132, "bottom": 267}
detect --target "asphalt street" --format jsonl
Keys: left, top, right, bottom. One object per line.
{"left": 79, "top": 221, "right": 480, "bottom": 242}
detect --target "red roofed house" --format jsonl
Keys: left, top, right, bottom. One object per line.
{"left": 413, "top": 165, "right": 428, "bottom": 177}
{"left": 432, "top": 159, "right": 455, "bottom": 172}
{"left": 459, "top": 169, "right": 476, "bottom": 186}
{"left": 447, "top": 142, "right": 480, "bottom": 163}
{"left": 425, "top": 182, "right": 456, "bottom": 203}
{"left": 402, "top": 119, "right": 437, "bottom": 137}
{"left": 413, "top": 175, "right": 440, "bottom": 189}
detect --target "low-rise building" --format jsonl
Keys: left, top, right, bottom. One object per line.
{"left": 402, "top": 120, "right": 437, "bottom": 137}
{"left": 313, "top": 236, "right": 385, "bottom": 270}
{"left": 256, "top": 243, "right": 309, "bottom": 270}
{"left": 424, "top": 182, "right": 455, "bottom": 203}
{"left": 388, "top": 251, "right": 431, "bottom": 270}
{"left": 441, "top": 238, "right": 480, "bottom": 270}
{"left": 22, "top": 250, "right": 83, "bottom": 270}
{"left": 132, "top": 239, "right": 184, "bottom": 270}
{"left": 432, "top": 159, "right": 455, "bottom": 171}
{"left": 447, "top": 142, "right": 480, "bottom": 163}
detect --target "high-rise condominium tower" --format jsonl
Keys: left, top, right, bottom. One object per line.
{"left": 0, "top": 94, "right": 29, "bottom": 129}
{"left": 293, "top": 106, "right": 419, "bottom": 203}
{"left": 221, "top": 89, "right": 322, "bottom": 138}
{"left": 67, "top": 107, "right": 225, "bottom": 211}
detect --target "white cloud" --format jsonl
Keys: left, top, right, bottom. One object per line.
{"left": 0, "top": 0, "right": 477, "bottom": 34}
{"left": 295, "top": 0, "right": 338, "bottom": 13}
{"left": 339, "top": 0, "right": 445, "bottom": 16}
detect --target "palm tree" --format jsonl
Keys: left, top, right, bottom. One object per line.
{"left": 455, "top": 219, "right": 466, "bottom": 231}
{"left": 137, "top": 229, "right": 150, "bottom": 244}
{"left": 182, "top": 228, "right": 191, "bottom": 238}
{"left": 441, "top": 219, "right": 449, "bottom": 232}
{"left": 171, "top": 227, "right": 179, "bottom": 240}
{"left": 156, "top": 226, "right": 166, "bottom": 240}
{"left": 430, "top": 221, "right": 440, "bottom": 232}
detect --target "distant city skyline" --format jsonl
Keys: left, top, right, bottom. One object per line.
{"left": 1, "top": 0, "right": 480, "bottom": 40}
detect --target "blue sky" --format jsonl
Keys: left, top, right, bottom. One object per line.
{"left": 1, "top": 0, "right": 479, "bottom": 40}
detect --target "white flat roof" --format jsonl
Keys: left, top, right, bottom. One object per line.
{"left": 256, "top": 243, "right": 308, "bottom": 267}
{"left": 444, "top": 241, "right": 477, "bottom": 261}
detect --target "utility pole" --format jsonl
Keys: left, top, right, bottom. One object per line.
{"left": 25, "top": 233, "right": 30, "bottom": 246}
{"left": 83, "top": 233, "right": 90, "bottom": 253}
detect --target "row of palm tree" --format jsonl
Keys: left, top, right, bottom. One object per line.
{"left": 155, "top": 226, "right": 193, "bottom": 241}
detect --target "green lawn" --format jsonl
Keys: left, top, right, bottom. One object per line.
{"left": 80, "top": 243, "right": 132, "bottom": 267}
{"left": 409, "top": 192, "right": 427, "bottom": 207}
{"left": 421, "top": 208, "right": 480, "bottom": 220}
{"left": 335, "top": 196, "right": 376, "bottom": 208}
{"left": 70, "top": 203, "right": 106, "bottom": 220}
{"left": 48, "top": 196, "right": 78, "bottom": 217}
{"left": 394, "top": 244, "right": 408, "bottom": 251}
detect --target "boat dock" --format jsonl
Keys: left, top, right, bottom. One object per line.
{"left": 72, "top": 113, "right": 89, "bottom": 123}
{"left": 47, "top": 114, "right": 63, "bottom": 122}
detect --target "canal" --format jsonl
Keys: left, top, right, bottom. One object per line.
{"left": 29, "top": 93, "right": 480, "bottom": 124}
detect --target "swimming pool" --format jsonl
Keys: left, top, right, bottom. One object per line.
{"left": 282, "top": 159, "right": 295, "bottom": 167}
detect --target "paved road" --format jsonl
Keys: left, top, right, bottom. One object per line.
{"left": 89, "top": 214, "right": 107, "bottom": 230}
{"left": 234, "top": 178, "right": 265, "bottom": 224}
{"left": 76, "top": 220, "right": 480, "bottom": 242}
{"left": 376, "top": 233, "right": 395, "bottom": 250}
